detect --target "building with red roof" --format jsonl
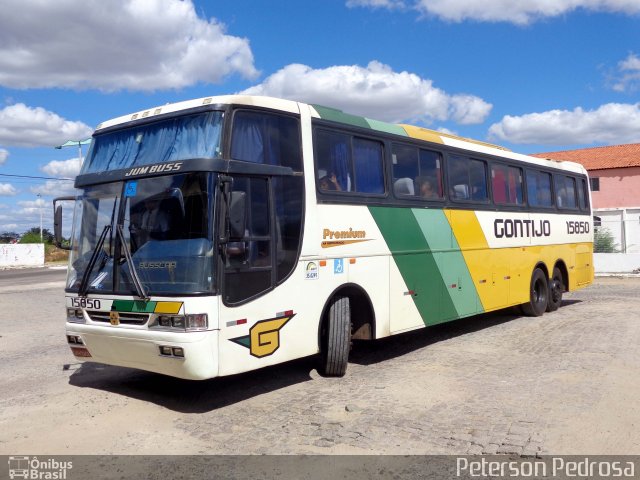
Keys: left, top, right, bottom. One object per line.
{"left": 533, "top": 144, "right": 640, "bottom": 253}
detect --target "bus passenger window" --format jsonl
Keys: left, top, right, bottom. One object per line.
{"left": 526, "top": 170, "right": 553, "bottom": 208}
{"left": 470, "top": 160, "right": 487, "bottom": 201}
{"left": 448, "top": 155, "right": 487, "bottom": 202}
{"left": 391, "top": 144, "right": 418, "bottom": 197}
{"left": 231, "top": 111, "right": 301, "bottom": 170}
{"left": 392, "top": 144, "right": 443, "bottom": 200}
{"left": 492, "top": 164, "right": 523, "bottom": 205}
{"left": 315, "top": 131, "right": 385, "bottom": 194}
{"left": 448, "top": 155, "right": 469, "bottom": 200}
{"left": 555, "top": 175, "right": 577, "bottom": 209}
{"left": 353, "top": 138, "right": 384, "bottom": 194}
{"left": 418, "top": 149, "right": 444, "bottom": 199}
{"left": 579, "top": 178, "right": 589, "bottom": 211}
{"left": 315, "top": 131, "right": 352, "bottom": 192}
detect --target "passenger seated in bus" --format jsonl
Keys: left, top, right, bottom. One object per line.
{"left": 137, "top": 197, "right": 171, "bottom": 243}
{"left": 416, "top": 176, "right": 438, "bottom": 199}
{"left": 319, "top": 172, "right": 342, "bottom": 191}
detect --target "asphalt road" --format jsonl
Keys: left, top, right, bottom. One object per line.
{"left": 0, "top": 266, "right": 66, "bottom": 292}
{"left": 0, "top": 269, "right": 639, "bottom": 458}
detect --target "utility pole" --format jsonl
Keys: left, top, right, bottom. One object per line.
{"left": 37, "top": 193, "right": 43, "bottom": 242}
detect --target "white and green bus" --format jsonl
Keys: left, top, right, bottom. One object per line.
{"left": 55, "top": 95, "right": 593, "bottom": 380}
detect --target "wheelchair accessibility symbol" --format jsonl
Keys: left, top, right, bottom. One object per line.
{"left": 334, "top": 258, "right": 344, "bottom": 274}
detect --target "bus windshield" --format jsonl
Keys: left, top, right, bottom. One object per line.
{"left": 81, "top": 111, "right": 224, "bottom": 174}
{"left": 67, "top": 172, "right": 215, "bottom": 296}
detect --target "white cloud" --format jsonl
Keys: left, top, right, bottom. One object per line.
{"left": 0, "top": 148, "right": 8, "bottom": 165}
{"left": 0, "top": 104, "right": 93, "bottom": 148}
{"left": 488, "top": 103, "right": 640, "bottom": 145}
{"left": 0, "top": 0, "right": 258, "bottom": 91}
{"left": 349, "top": 0, "right": 640, "bottom": 24}
{"left": 0, "top": 183, "right": 18, "bottom": 196}
{"left": 241, "top": 61, "right": 492, "bottom": 125}
{"left": 4, "top": 200, "right": 52, "bottom": 234}
{"left": 346, "top": 0, "right": 406, "bottom": 9}
{"left": 611, "top": 53, "right": 640, "bottom": 92}
{"left": 30, "top": 181, "right": 77, "bottom": 198}
{"left": 18, "top": 198, "right": 46, "bottom": 213}
{"left": 41, "top": 158, "right": 82, "bottom": 179}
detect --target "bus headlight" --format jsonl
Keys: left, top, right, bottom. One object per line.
{"left": 151, "top": 313, "right": 208, "bottom": 332}
{"left": 158, "top": 315, "right": 172, "bottom": 327}
{"left": 66, "top": 308, "right": 85, "bottom": 323}
{"left": 185, "top": 314, "right": 207, "bottom": 330}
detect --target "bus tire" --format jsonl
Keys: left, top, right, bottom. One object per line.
{"left": 319, "top": 295, "right": 351, "bottom": 377}
{"left": 521, "top": 268, "right": 548, "bottom": 317}
{"left": 546, "top": 267, "right": 564, "bottom": 312}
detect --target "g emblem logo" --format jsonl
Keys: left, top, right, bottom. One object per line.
{"left": 230, "top": 314, "right": 295, "bottom": 358}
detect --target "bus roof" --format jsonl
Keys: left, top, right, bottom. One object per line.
{"left": 94, "top": 94, "right": 588, "bottom": 177}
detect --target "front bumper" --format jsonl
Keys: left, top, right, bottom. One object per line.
{"left": 66, "top": 322, "right": 219, "bottom": 380}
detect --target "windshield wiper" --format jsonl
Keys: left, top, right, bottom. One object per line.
{"left": 78, "top": 225, "right": 111, "bottom": 297}
{"left": 116, "top": 224, "right": 148, "bottom": 301}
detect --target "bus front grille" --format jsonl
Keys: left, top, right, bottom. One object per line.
{"left": 86, "top": 310, "right": 150, "bottom": 326}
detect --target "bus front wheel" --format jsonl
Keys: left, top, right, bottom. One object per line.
{"left": 546, "top": 267, "right": 564, "bottom": 312}
{"left": 521, "top": 268, "right": 548, "bottom": 317}
{"left": 319, "top": 295, "right": 351, "bottom": 377}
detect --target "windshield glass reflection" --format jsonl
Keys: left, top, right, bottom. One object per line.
{"left": 67, "top": 172, "right": 215, "bottom": 296}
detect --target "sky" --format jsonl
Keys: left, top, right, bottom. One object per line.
{"left": 0, "top": 0, "right": 639, "bottom": 234}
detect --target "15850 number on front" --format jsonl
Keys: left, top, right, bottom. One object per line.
{"left": 70, "top": 297, "right": 101, "bottom": 309}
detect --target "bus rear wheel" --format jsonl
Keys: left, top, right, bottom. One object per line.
{"left": 546, "top": 267, "right": 564, "bottom": 312}
{"left": 521, "top": 268, "right": 548, "bottom": 317}
{"left": 319, "top": 295, "right": 351, "bottom": 377}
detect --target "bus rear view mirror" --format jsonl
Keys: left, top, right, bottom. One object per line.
{"left": 52, "top": 196, "right": 76, "bottom": 250}
{"left": 228, "top": 191, "right": 247, "bottom": 242}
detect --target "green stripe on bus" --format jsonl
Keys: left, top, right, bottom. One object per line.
{"left": 412, "top": 209, "right": 481, "bottom": 318}
{"left": 312, "top": 104, "right": 370, "bottom": 129}
{"left": 369, "top": 207, "right": 457, "bottom": 325}
{"left": 111, "top": 300, "right": 157, "bottom": 313}
{"left": 370, "top": 207, "right": 482, "bottom": 325}
{"left": 365, "top": 119, "right": 408, "bottom": 136}
{"left": 313, "top": 104, "right": 408, "bottom": 136}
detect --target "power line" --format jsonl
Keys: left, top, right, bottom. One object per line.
{"left": 0, "top": 173, "right": 73, "bottom": 181}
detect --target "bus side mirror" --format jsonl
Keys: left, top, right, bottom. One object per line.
{"left": 53, "top": 196, "right": 75, "bottom": 250}
{"left": 228, "top": 191, "right": 246, "bottom": 242}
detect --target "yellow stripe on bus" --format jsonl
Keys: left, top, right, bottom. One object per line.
{"left": 154, "top": 302, "right": 183, "bottom": 314}
{"left": 445, "top": 210, "right": 593, "bottom": 313}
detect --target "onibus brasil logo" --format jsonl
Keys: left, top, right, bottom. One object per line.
{"left": 8, "top": 456, "right": 73, "bottom": 479}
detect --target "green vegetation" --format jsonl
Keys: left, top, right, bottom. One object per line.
{"left": 594, "top": 227, "right": 619, "bottom": 253}
{"left": 18, "top": 227, "right": 54, "bottom": 244}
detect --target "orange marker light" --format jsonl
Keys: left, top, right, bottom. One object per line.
{"left": 319, "top": 260, "right": 327, "bottom": 267}
{"left": 349, "top": 258, "right": 356, "bottom": 264}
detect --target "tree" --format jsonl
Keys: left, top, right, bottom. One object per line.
{"left": 0, "top": 231, "right": 20, "bottom": 243}
{"left": 19, "top": 227, "right": 54, "bottom": 244}
{"left": 594, "top": 227, "right": 619, "bottom": 253}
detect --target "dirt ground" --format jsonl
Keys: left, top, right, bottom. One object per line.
{"left": 0, "top": 273, "right": 639, "bottom": 455}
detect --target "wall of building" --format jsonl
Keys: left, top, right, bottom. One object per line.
{"left": 594, "top": 253, "right": 640, "bottom": 273}
{"left": 0, "top": 244, "right": 44, "bottom": 268}
{"left": 594, "top": 208, "right": 640, "bottom": 254}
{"left": 590, "top": 166, "right": 640, "bottom": 209}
